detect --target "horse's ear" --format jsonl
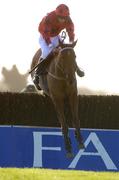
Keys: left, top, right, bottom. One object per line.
{"left": 58, "top": 39, "right": 78, "bottom": 48}
{"left": 72, "top": 40, "right": 78, "bottom": 48}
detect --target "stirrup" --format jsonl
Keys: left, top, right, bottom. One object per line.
{"left": 33, "top": 75, "right": 41, "bottom": 90}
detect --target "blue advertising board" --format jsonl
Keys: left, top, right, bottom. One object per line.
{"left": 0, "top": 126, "right": 118, "bottom": 171}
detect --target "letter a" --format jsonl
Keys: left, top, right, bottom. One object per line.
{"left": 68, "top": 132, "right": 117, "bottom": 170}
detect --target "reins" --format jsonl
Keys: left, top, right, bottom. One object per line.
{"left": 48, "top": 72, "right": 66, "bottom": 81}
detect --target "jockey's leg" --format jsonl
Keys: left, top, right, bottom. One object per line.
{"left": 50, "top": 35, "right": 60, "bottom": 48}
{"left": 40, "top": 34, "right": 59, "bottom": 60}
{"left": 33, "top": 35, "right": 49, "bottom": 89}
{"left": 33, "top": 35, "right": 59, "bottom": 89}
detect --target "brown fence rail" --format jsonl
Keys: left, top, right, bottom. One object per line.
{"left": 0, "top": 92, "right": 119, "bottom": 129}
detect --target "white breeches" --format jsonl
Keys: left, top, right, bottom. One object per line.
{"left": 39, "top": 34, "right": 60, "bottom": 59}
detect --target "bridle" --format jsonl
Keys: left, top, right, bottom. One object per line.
{"left": 48, "top": 47, "right": 76, "bottom": 82}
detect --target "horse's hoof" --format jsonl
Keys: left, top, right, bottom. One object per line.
{"left": 66, "top": 152, "right": 74, "bottom": 158}
{"left": 79, "top": 143, "right": 85, "bottom": 149}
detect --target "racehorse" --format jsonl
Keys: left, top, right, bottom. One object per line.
{"left": 30, "top": 40, "right": 85, "bottom": 157}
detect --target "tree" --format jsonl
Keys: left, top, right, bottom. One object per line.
{"left": 1, "top": 65, "right": 28, "bottom": 92}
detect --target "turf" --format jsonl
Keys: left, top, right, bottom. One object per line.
{"left": 0, "top": 168, "right": 118, "bottom": 180}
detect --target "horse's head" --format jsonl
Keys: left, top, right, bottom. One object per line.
{"left": 56, "top": 47, "right": 77, "bottom": 83}
{"left": 57, "top": 39, "right": 77, "bottom": 73}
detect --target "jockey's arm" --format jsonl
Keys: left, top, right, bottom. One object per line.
{"left": 66, "top": 18, "right": 75, "bottom": 42}
{"left": 39, "top": 15, "right": 52, "bottom": 45}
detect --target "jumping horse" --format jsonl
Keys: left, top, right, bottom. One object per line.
{"left": 30, "top": 40, "right": 85, "bottom": 157}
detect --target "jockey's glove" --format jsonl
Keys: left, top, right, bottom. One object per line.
{"left": 69, "top": 40, "right": 74, "bottom": 44}
{"left": 48, "top": 43, "right": 54, "bottom": 48}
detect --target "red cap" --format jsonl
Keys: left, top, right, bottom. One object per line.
{"left": 56, "top": 4, "right": 70, "bottom": 17}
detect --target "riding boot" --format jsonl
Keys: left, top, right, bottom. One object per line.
{"left": 33, "top": 67, "right": 41, "bottom": 90}
{"left": 33, "top": 53, "right": 54, "bottom": 90}
{"left": 76, "top": 65, "right": 85, "bottom": 77}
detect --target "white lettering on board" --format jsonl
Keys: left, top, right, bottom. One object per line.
{"left": 68, "top": 132, "right": 117, "bottom": 170}
{"left": 33, "top": 131, "right": 62, "bottom": 167}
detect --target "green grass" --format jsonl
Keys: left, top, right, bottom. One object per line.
{"left": 0, "top": 168, "right": 118, "bottom": 180}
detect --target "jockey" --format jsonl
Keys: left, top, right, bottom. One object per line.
{"left": 33, "top": 4, "right": 84, "bottom": 89}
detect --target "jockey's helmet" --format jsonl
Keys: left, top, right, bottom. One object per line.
{"left": 55, "top": 4, "right": 70, "bottom": 17}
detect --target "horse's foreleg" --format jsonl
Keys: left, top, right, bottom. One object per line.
{"left": 51, "top": 96, "right": 73, "bottom": 157}
{"left": 74, "top": 129, "right": 85, "bottom": 149}
{"left": 57, "top": 110, "right": 73, "bottom": 156}
{"left": 69, "top": 93, "right": 85, "bottom": 149}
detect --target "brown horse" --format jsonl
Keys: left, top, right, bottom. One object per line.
{"left": 30, "top": 41, "right": 85, "bottom": 157}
